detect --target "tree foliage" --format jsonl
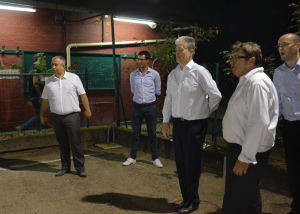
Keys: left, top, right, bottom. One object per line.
{"left": 146, "top": 19, "right": 219, "bottom": 72}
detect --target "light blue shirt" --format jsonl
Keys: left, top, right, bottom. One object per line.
{"left": 273, "top": 58, "right": 300, "bottom": 121}
{"left": 130, "top": 67, "right": 161, "bottom": 104}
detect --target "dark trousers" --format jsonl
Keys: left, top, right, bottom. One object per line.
{"left": 130, "top": 102, "right": 159, "bottom": 161}
{"left": 21, "top": 96, "right": 43, "bottom": 131}
{"left": 222, "top": 144, "right": 271, "bottom": 214}
{"left": 51, "top": 112, "right": 85, "bottom": 172}
{"left": 173, "top": 118, "right": 208, "bottom": 204}
{"left": 283, "top": 120, "right": 300, "bottom": 213}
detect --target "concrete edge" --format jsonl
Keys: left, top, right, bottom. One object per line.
{"left": 0, "top": 126, "right": 291, "bottom": 197}
{"left": 114, "top": 127, "right": 291, "bottom": 197}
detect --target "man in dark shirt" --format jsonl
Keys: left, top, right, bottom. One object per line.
{"left": 16, "top": 54, "right": 43, "bottom": 131}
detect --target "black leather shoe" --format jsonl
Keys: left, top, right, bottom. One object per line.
{"left": 77, "top": 170, "right": 87, "bottom": 177}
{"left": 173, "top": 201, "right": 188, "bottom": 212}
{"left": 177, "top": 203, "right": 199, "bottom": 213}
{"left": 55, "top": 169, "right": 70, "bottom": 176}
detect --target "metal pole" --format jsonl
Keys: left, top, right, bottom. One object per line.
{"left": 85, "top": 68, "right": 89, "bottom": 128}
{"left": 214, "top": 63, "right": 219, "bottom": 150}
{"left": 111, "top": 13, "right": 120, "bottom": 127}
{"left": 116, "top": 64, "right": 127, "bottom": 128}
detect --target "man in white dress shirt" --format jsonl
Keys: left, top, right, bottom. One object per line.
{"left": 222, "top": 42, "right": 278, "bottom": 213}
{"left": 40, "top": 56, "right": 92, "bottom": 177}
{"left": 162, "top": 36, "right": 222, "bottom": 213}
{"left": 273, "top": 33, "right": 300, "bottom": 214}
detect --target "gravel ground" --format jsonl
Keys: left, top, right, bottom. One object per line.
{"left": 0, "top": 145, "right": 292, "bottom": 214}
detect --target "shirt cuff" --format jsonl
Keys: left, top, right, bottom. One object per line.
{"left": 238, "top": 153, "right": 257, "bottom": 165}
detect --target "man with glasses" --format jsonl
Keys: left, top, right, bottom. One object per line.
{"left": 122, "top": 51, "right": 163, "bottom": 167}
{"left": 222, "top": 42, "right": 278, "bottom": 214}
{"left": 162, "top": 36, "right": 221, "bottom": 213}
{"left": 273, "top": 33, "right": 300, "bottom": 214}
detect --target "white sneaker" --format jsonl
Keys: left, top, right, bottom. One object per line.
{"left": 153, "top": 159, "right": 163, "bottom": 168}
{"left": 122, "top": 158, "right": 136, "bottom": 166}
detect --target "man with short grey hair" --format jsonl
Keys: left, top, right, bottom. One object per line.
{"left": 40, "top": 56, "right": 92, "bottom": 177}
{"left": 162, "top": 36, "right": 222, "bottom": 213}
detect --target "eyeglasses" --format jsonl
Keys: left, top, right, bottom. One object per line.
{"left": 276, "top": 42, "right": 295, "bottom": 49}
{"left": 138, "top": 58, "right": 147, "bottom": 61}
{"left": 229, "top": 55, "right": 252, "bottom": 62}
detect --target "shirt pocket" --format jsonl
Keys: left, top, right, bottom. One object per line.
{"left": 183, "top": 78, "right": 198, "bottom": 93}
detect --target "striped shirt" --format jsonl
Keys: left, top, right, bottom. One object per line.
{"left": 130, "top": 67, "right": 161, "bottom": 104}
{"left": 273, "top": 58, "right": 300, "bottom": 121}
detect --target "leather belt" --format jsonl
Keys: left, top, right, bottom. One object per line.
{"left": 174, "top": 117, "right": 188, "bottom": 121}
{"left": 288, "top": 120, "right": 300, "bottom": 125}
{"left": 134, "top": 101, "right": 156, "bottom": 107}
{"left": 228, "top": 143, "right": 242, "bottom": 149}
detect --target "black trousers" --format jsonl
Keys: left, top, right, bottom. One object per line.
{"left": 283, "top": 120, "right": 300, "bottom": 213}
{"left": 222, "top": 144, "right": 271, "bottom": 214}
{"left": 51, "top": 112, "right": 85, "bottom": 172}
{"left": 173, "top": 118, "right": 208, "bottom": 204}
{"left": 130, "top": 103, "right": 159, "bottom": 161}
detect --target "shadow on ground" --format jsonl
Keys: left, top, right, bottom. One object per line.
{"left": 81, "top": 192, "right": 172, "bottom": 213}
{"left": 0, "top": 157, "right": 58, "bottom": 173}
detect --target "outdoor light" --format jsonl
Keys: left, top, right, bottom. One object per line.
{"left": 1, "top": 46, "right": 5, "bottom": 54}
{"left": 0, "top": 4, "right": 36, "bottom": 12}
{"left": 114, "top": 17, "right": 157, "bottom": 29}
{"left": 16, "top": 46, "right": 19, "bottom": 54}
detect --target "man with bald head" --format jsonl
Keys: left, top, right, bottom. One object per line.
{"left": 273, "top": 33, "right": 300, "bottom": 214}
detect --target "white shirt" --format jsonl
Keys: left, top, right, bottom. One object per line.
{"left": 222, "top": 67, "right": 279, "bottom": 164}
{"left": 163, "top": 60, "right": 222, "bottom": 122}
{"left": 41, "top": 71, "right": 86, "bottom": 115}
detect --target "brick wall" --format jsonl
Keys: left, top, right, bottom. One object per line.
{"left": 0, "top": 8, "right": 165, "bottom": 132}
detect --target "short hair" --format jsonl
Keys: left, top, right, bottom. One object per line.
{"left": 287, "top": 33, "right": 300, "bottom": 42}
{"left": 175, "top": 36, "right": 195, "bottom": 56}
{"left": 231, "top": 42, "right": 262, "bottom": 67}
{"left": 52, "top": 56, "right": 65, "bottom": 66}
{"left": 138, "top": 51, "right": 150, "bottom": 60}
{"left": 33, "top": 54, "right": 39, "bottom": 62}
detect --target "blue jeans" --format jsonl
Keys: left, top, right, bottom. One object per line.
{"left": 130, "top": 103, "right": 159, "bottom": 161}
{"left": 20, "top": 96, "right": 43, "bottom": 131}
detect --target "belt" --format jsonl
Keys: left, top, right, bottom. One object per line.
{"left": 286, "top": 120, "right": 300, "bottom": 125}
{"left": 134, "top": 101, "right": 156, "bottom": 107}
{"left": 174, "top": 117, "right": 188, "bottom": 121}
{"left": 228, "top": 143, "right": 242, "bottom": 149}
{"left": 173, "top": 117, "right": 204, "bottom": 122}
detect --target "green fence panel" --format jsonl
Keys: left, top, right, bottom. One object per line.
{"left": 70, "top": 52, "right": 121, "bottom": 90}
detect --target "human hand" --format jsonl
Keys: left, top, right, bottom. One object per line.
{"left": 233, "top": 160, "right": 250, "bottom": 176}
{"left": 40, "top": 116, "right": 46, "bottom": 125}
{"left": 162, "top": 123, "right": 170, "bottom": 140}
{"left": 39, "top": 97, "right": 42, "bottom": 104}
{"left": 84, "top": 110, "right": 92, "bottom": 118}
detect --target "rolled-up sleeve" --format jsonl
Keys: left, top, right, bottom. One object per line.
{"left": 154, "top": 71, "right": 161, "bottom": 95}
{"left": 130, "top": 71, "right": 135, "bottom": 94}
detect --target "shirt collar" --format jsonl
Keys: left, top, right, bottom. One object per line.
{"left": 283, "top": 58, "right": 300, "bottom": 70}
{"left": 177, "top": 60, "right": 194, "bottom": 70}
{"left": 137, "top": 67, "right": 151, "bottom": 74}
{"left": 186, "top": 60, "right": 194, "bottom": 69}
{"left": 54, "top": 71, "right": 67, "bottom": 80}
{"left": 241, "top": 67, "right": 264, "bottom": 81}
